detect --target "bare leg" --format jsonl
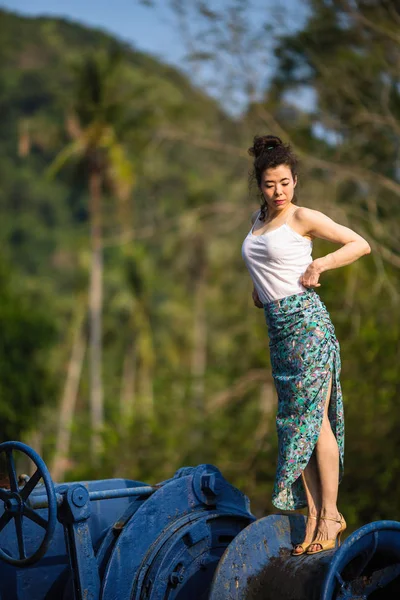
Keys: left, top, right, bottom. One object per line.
{"left": 292, "top": 451, "right": 321, "bottom": 554}
{"left": 308, "top": 374, "right": 342, "bottom": 552}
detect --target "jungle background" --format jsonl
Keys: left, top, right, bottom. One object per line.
{"left": 0, "top": 0, "right": 399, "bottom": 534}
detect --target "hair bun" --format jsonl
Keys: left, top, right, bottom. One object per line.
{"left": 248, "top": 135, "right": 283, "bottom": 158}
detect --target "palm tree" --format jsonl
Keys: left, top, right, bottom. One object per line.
{"left": 109, "top": 245, "right": 156, "bottom": 425}
{"left": 51, "top": 298, "right": 87, "bottom": 481}
{"left": 48, "top": 49, "right": 134, "bottom": 459}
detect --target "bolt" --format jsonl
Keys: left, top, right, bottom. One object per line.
{"left": 4, "top": 496, "right": 22, "bottom": 514}
{"left": 169, "top": 563, "right": 185, "bottom": 587}
{"left": 199, "top": 558, "right": 208, "bottom": 571}
{"left": 71, "top": 486, "right": 88, "bottom": 508}
{"left": 201, "top": 472, "right": 223, "bottom": 497}
{"left": 169, "top": 572, "right": 184, "bottom": 587}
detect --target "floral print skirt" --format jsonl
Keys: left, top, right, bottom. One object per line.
{"left": 263, "top": 288, "right": 344, "bottom": 511}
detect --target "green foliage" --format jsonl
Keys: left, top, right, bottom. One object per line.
{"left": 0, "top": 260, "right": 56, "bottom": 440}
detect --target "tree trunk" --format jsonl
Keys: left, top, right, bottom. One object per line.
{"left": 134, "top": 301, "right": 155, "bottom": 417}
{"left": 25, "top": 430, "right": 43, "bottom": 477}
{"left": 18, "top": 119, "right": 31, "bottom": 157}
{"left": 190, "top": 275, "right": 207, "bottom": 420}
{"left": 189, "top": 234, "right": 208, "bottom": 447}
{"left": 89, "top": 170, "right": 104, "bottom": 459}
{"left": 51, "top": 305, "right": 86, "bottom": 481}
{"left": 139, "top": 363, "right": 154, "bottom": 415}
{"left": 120, "top": 342, "right": 137, "bottom": 425}
{"left": 137, "top": 326, "right": 154, "bottom": 417}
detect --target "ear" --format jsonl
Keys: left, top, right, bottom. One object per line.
{"left": 293, "top": 176, "right": 297, "bottom": 188}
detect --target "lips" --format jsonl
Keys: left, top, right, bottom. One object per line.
{"left": 274, "top": 200, "right": 285, "bottom": 204}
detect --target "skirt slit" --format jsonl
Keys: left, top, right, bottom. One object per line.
{"left": 264, "top": 289, "right": 345, "bottom": 511}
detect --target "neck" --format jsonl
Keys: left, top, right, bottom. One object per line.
{"left": 265, "top": 202, "right": 294, "bottom": 221}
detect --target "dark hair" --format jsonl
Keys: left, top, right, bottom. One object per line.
{"left": 248, "top": 135, "right": 298, "bottom": 221}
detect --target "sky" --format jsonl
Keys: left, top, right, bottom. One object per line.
{"left": 0, "top": 0, "right": 311, "bottom": 114}
{"left": 1, "top": 0, "right": 185, "bottom": 63}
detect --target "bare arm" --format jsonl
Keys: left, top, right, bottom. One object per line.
{"left": 250, "top": 210, "right": 263, "bottom": 307}
{"left": 294, "top": 207, "right": 371, "bottom": 287}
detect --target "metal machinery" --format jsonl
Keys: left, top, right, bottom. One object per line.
{"left": 1, "top": 441, "right": 400, "bottom": 599}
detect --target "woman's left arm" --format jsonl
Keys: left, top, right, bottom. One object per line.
{"left": 295, "top": 207, "right": 371, "bottom": 287}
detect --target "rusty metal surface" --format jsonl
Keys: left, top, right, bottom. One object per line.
{"left": 209, "top": 514, "right": 332, "bottom": 600}
{"left": 210, "top": 516, "right": 400, "bottom": 600}
{"left": 244, "top": 553, "right": 330, "bottom": 600}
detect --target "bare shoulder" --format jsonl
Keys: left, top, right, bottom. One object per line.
{"left": 293, "top": 206, "right": 325, "bottom": 224}
{"left": 251, "top": 209, "right": 260, "bottom": 225}
{"left": 293, "top": 206, "right": 340, "bottom": 232}
{"left": 293, "top": 206, "right": 370, "bottom": 247}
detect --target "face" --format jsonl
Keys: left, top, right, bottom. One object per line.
{"left": 260, "top": 164, "right": 297, "bottom": 213}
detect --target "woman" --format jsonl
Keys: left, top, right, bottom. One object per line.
{"left": 241, "top": 135, "right": 371, "bottom": 555}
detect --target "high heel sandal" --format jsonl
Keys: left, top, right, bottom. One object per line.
{"left": 306, "top": 513, "right": 347, "bottom": 555}
{"left": 292, "top": 515, "right": 318, "bottom": 556}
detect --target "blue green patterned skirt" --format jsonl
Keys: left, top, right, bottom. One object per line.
{"left": 263, "top": 289, "right": 344, "bottom": 511}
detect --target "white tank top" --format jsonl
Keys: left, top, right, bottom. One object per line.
{"left": 241, "top": 208, "right": 313, "bottom": 304}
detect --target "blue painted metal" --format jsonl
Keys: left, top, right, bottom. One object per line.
{"left": 2, "top": 443, "right": 400, "bottom": 599}
{"left": 57, "top": 484, "right": 101, "bottom": 600}
{"left": 320, "top": 520, "right": 400, "bottom": 599}
{"left": 0, "top": 441, "right": 57, "bottom": 566}
{"left": 0, "top": 475, "right": 151, "bottom": 600}
{"left": 100, "top": 464, "right": 254, "bottom": 600}
{"left": 210, "top": 513, "right": 329, "bottom": 600}
{"left": 209, "top": 514, "right": 400, "bottom": 599}
{"left": 0, "top": 448, "right": 254, "bottom": 600}
{"left": 29, "top": 485, "right": 155, "bottom": 508}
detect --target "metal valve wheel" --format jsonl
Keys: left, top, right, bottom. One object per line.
{"left": 0, "top": 441, "right": 57, "bottom": 566}
{"left": 321, "top": 520, "right": 400, "bottom": 599}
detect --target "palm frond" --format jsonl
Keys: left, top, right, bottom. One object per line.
{"left": 46, "top": 139, "right": 85, "bottom": 179}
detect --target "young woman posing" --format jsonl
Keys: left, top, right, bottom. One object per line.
{"left": 241, "top": 135, "right": 371, "bottom": 555}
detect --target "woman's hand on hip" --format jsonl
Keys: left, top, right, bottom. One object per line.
{"left": 252, "top": 287, "right": 264, "bottom": 308}
{"left": 300, "top": 261, "right": 322, "bottom": 288}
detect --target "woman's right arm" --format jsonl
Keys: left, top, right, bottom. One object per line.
{"left": 250, "top": 210, "right": 264, "bottom": 308}
{"left": 252, "top": 287, "right": 263, "bottom": 308}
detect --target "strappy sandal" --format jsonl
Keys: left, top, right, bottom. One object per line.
{"left": 292, "top": 515, "right": 318, "bottom": 556}
{"left": 306, "top": 513, "right": 347, "bottom": 555}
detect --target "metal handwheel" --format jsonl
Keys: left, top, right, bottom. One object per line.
{"left": 0, "top": 441, "right": 57, "bottom": 566}
{"left": 321, "top": 521, "right": 400, "bottom": 599}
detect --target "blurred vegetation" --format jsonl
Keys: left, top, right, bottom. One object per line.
{"left": 0, "top": 1, "right": 399, "bottom": 534}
